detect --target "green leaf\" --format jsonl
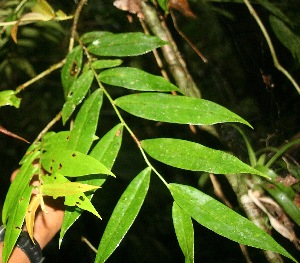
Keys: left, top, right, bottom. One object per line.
{"left": 60, "top": 124, "right": 124, "bottom": 244}
{"left": 1, "top": 149, "right": 40, "bottom": 263}
{"left": 78, "top": 123, "right": 124, "bottom": 186}
{"left": 2, "top": 148, "right": 40, "bottom": 224}
{"left": 270, "top": 15, "right": 300, "bottom": 62}
{"left": 141, "top": 138, "right": 267, "bottom": 177}
{"left": 95, "top": 168, "right": 151, "bottom": 263}
{"left": 254, "top": 165, "right": 295, "bottom": 197}
{"left": 172, "top": 202, "right": 194, "bottom": 263}
{"left": 115, "top": 93, "right": 252, "bottom": 127}
{"left": 99, "top": 67, "right": 180, "bottom": 92}
{"left": 41, "top": 131, "right": 70, "bottom": 153}
{"left": 256, "top": 0, "right": 293, "bottom": 26}
{"left": 231, "top": 124, "right": 256, "bottom": 167}
{"left": 169, "top": 184, "right": 297, "bottom": 262}
{"left": 157, "top": 0, "right": 169, "bottom": 12}
{"left": 88, "top": 32, "right": 167, "bottom": 57}
{"left": 0, "top": 90, "right": 21, "bottom": 108}
{"left": 67, "top": 89, "right": 103, "bottom": 154}
{"left": 89, "top": 123, "right": 124, "bottom": 170}
{"left": 61, "top": 46, "right": 83, "bottom": 97}
{"left": 41, "top": 148, "right": 114, "bottom": 177}
{"left": 62, "top": 69, "right": 94, "bottom": 124}
{"left": 65, "top": 193, "right": 101, "bottom": 219}
{"left": 91, "top": 59, "right": 123, "bottom": 70}
{"left": 264, "top": 184, "right": 300, "bottom": 227}
{"left": 80, "top": 31, "right": 113, "bottom": 45}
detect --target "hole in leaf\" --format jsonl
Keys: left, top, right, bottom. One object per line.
{"left": 70, "top": 61, "right": 79, "bottom": 76}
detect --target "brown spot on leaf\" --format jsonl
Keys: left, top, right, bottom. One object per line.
{"left": 116, "top": 129, "right": 122, "bottom": 137}
{"left": 70, "top": 61, "right": 79, "bottom": 76}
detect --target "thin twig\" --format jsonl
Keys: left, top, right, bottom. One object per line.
{"left": 243, "top": 0, "right": 300, "bottom": 95}
{"left": 170, "top": 11, "right": 208, "bottom": 63}
{"left": 81, "top": 236, "right": 97, "bottom": 253}
{"left": 15, "top": 58, "right": 66, "bottom": 94}
{"left": 69, "top": 0, "right": 87, "bottom": 52}
{"left": 34, "top": 111, "right": 62, "bottom": 143}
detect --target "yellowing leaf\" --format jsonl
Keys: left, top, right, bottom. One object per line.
{"left": 31, "top": 0, "right": 55, "bottom": 19}
{"left": 25, "top": 195, "right": 42, "bottom": 242}
{"left": 41, "top": 182, "right": 100, "bottom": 198}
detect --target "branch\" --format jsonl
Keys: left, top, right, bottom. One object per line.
{"left": 15, "top": 59, "right": 66, "bottom": 94}
{"left": 69, "top": 0, "right": 87, "bottom": 52}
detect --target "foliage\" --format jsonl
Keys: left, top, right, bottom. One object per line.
{"left": 1, "top": 0, "right": 300, "bottom": 262}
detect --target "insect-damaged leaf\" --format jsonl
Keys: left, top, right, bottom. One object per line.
{"left": 1, "top": 150, "right": 40, "bottom": 263}
{"left": 41, "top": 149, "right": 114, "bottom": 177}
{"left": 65, "top": 193, "right": 101, "bottom": 219}
{"left": 41, "top": 131, "right": 70, "bottom": 153}
{"left": 61, "top": 46, "right": 83, "bottom": 97}
{"left": 42, "top": 173, "right": 101, "bottom": 219}
{"left": 59, "top": 124, "right": 124, "bottom": 245}
{"left": 62, "top": 69, "right": 94, "bottom": 124}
